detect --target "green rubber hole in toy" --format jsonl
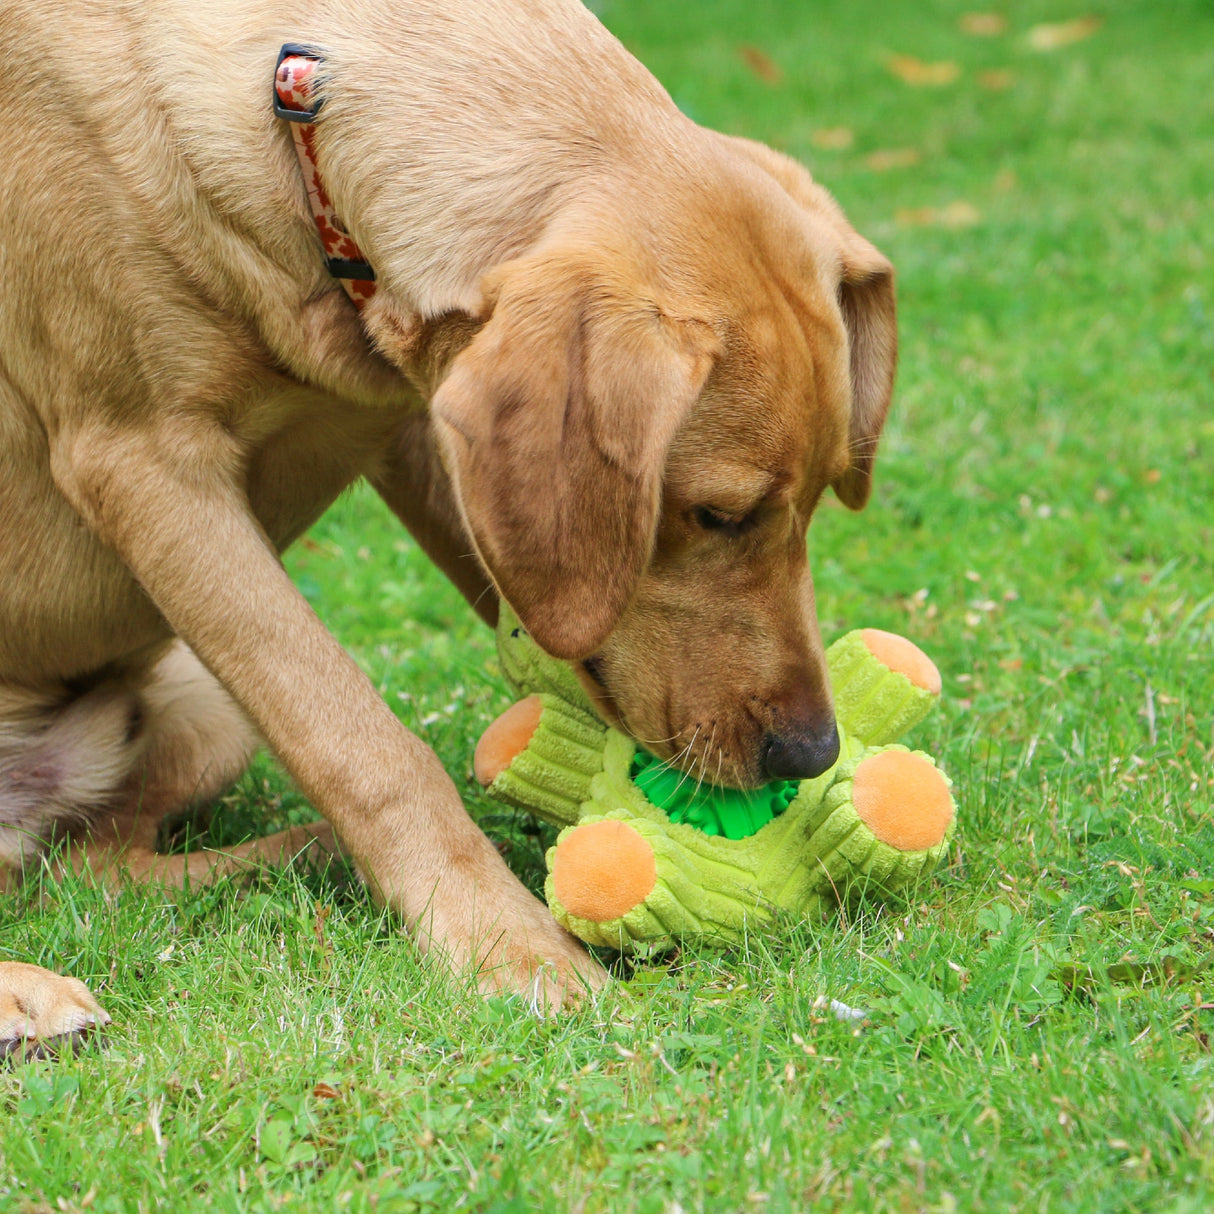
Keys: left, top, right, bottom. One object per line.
{"left": 631, "top": 750, "right": 798, "bottom": 840}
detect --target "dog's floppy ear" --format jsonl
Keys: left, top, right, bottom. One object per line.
{"left": 833, "top": 233, "right": 897, "bottom": 510}
{"left": 710, "top": 137, "right": 896, "bottom": 510}
{"left": 433, "top": 250, "right": 718, "bottom": 659}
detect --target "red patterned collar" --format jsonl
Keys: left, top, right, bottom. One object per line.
{"left": 274, "top": 44, "right": 377, "bottom": 311}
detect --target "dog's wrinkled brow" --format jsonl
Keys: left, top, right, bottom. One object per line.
{"left": 673, "top": 462, "right": 783, "bottom": 505}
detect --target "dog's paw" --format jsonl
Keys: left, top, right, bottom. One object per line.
{"left": 0, "top": 962, "right": 110, "bottom": 1061}
{"left": 415, "top": 869, "right": 610, "bottom": 1014}
{"left": 474, "top": 907, "right": 611, "bottom": 1014}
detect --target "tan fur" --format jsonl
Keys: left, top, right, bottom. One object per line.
{"left": 0, "top": 964, "right": 110, "bottom": 1060}
{"left": 0, "top": 0, "right": 895, "bottom": 1026}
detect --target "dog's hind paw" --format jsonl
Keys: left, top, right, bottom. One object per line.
{"left": 0, "top": 962, "right": 110, "bottom": 1061}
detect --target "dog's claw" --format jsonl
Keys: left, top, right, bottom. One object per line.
{"left": 0, "top": 962, "right": 111, "bottom": 1063}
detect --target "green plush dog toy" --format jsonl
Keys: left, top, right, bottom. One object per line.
{"left": 474, "top": 607, "right": 956, "bottom": 954}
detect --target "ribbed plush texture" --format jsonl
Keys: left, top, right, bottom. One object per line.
{"left": 481, "top": 613, "right": 957, "bottom": 954}
{"left": 542, "top": 738, "right": 955, "bottom": 953}
{"left": 486, "top": 694, "right": 608, "bottom": 825}
{"left": 496, "top": 603, "right": 595, "bottom": 708}
{"left": 826, "top": 630, "right": 939, "bottom": 750}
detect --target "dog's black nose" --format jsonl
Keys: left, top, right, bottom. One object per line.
{"left": 761, "top": 721, "right": 840, "bottom": 782}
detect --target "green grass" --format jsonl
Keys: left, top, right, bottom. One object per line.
{"left": 4, "top": 0, "right": 1213, "bottom": 1209}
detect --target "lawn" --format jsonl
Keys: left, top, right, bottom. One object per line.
{"left": 3, "top": 0, "right": 1212, "bottom": 1210}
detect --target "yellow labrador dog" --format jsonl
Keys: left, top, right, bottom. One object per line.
{"left": 0, "top": 0, "right": 895, "bottom": 1047}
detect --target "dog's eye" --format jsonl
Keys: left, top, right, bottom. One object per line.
{"left": 692, "top": 506, "right": 755, "bottom": 536}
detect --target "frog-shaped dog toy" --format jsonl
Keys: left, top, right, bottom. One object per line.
{"left": 474, "top": 607, "right": 956, "bottom": 954}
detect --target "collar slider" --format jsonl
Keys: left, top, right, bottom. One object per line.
{"left": 274, "top": 43, "right": 326, "bottom": 122}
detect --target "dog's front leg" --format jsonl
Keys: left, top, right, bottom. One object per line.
{"left": 371, "top": 411, "right": 499, "bottom": 626}
{"left": 49, "top": 419, "right": 604, "bottom": 1007}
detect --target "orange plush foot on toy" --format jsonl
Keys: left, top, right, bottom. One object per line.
{"left": 550, "top": 820, "right": 657, "bottom": 924}
{"left": 852, "top": 749, "right": 954, "bottom": 853}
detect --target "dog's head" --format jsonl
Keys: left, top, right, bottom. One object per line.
{"left": 433, "top": 141, "right": 895, "bottom": 788}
